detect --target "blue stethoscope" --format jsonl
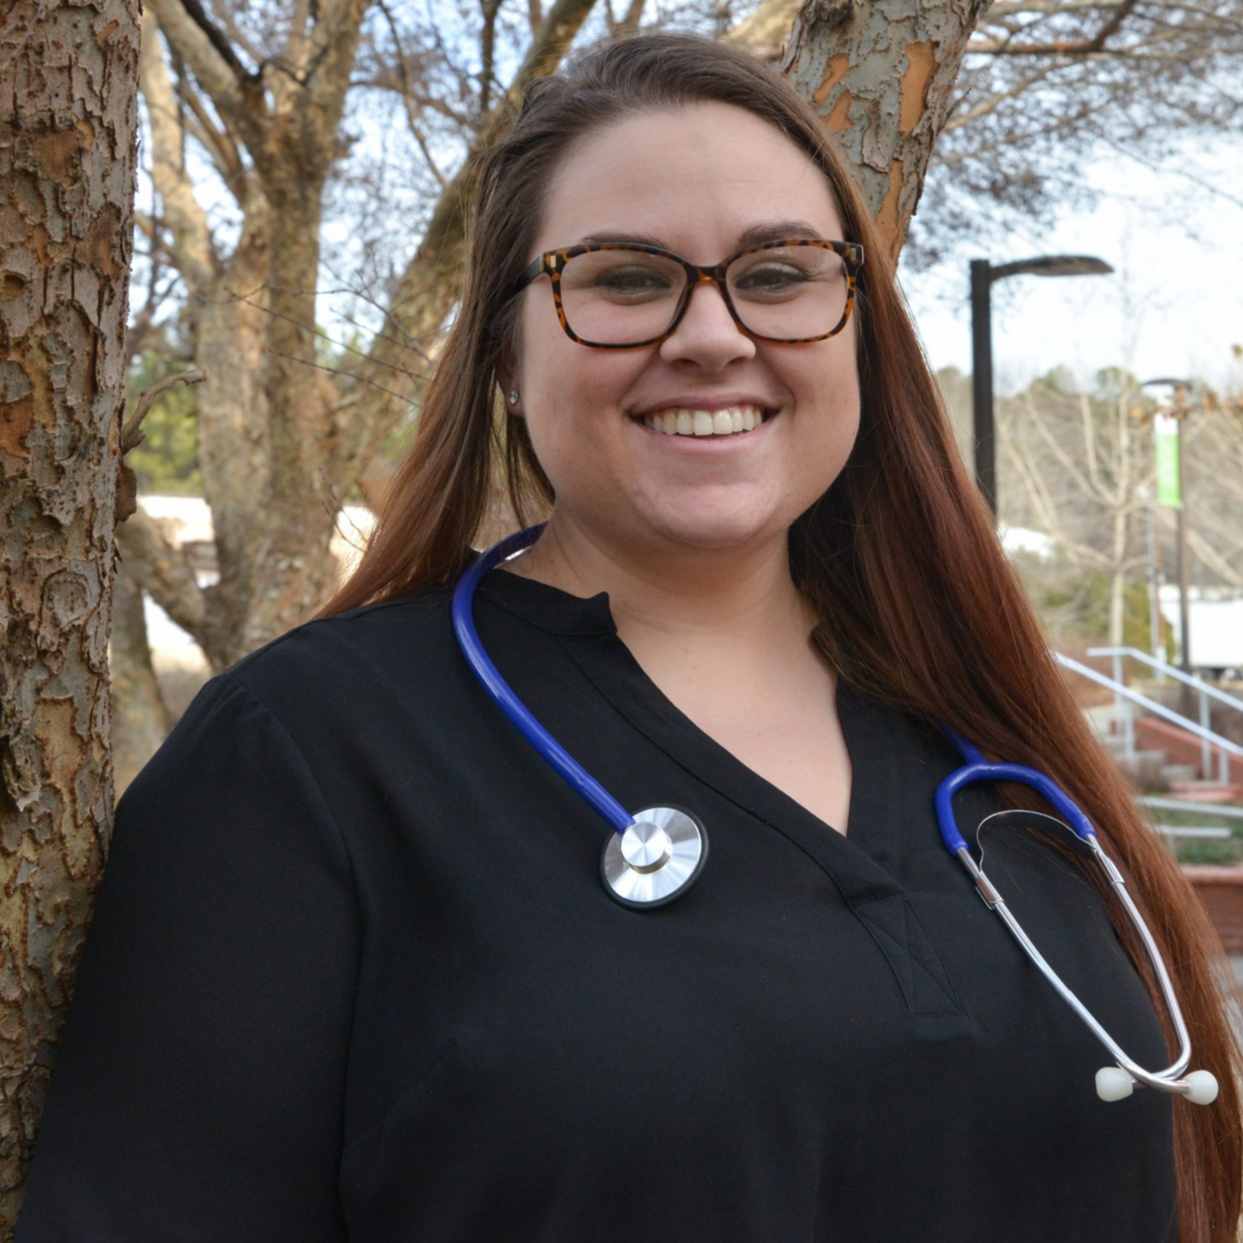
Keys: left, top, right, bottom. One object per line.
{"left": 453, "top": 525, "right": 1218, "bottom": 1106}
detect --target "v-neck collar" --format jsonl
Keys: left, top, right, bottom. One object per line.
{"left": 475, "top": 568, "right": 971, "bottom": 1026}
{"left": 477, "top": 567, "right": 911, "bottom": 900}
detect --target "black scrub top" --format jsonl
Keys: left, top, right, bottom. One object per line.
{"left": 19, "top": 571, "right": 1176, "bottom": 1242}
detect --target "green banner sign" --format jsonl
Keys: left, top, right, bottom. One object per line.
{"left": 1154, "top": 414, "right": 1181, "bottom": 509}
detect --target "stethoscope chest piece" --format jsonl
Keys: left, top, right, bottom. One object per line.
{"left": 601, "top": 806, "right": 708, "bottom": 909}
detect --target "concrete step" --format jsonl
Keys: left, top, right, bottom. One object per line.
{"left": 1160, "top": 763, "right": 1200, "bottom": 785}
{"left": 1169, "top": 781, "right": 1243, "bottom": 804}
{"left": 1118, "top": 750, "right": 1170, "bottom": 787}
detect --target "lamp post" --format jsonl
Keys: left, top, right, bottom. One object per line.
{"left": 970, "top": 254, "right": 1114, "bottom": 515}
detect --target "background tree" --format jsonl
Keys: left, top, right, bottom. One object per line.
{"left": 117, "top": 0, "right": 606, "bottom": 691}
{"left": 917, "top": 0, "right": 1243, "bottom": 262}
{"left": 0, "top": 0, "right": 142, "bottom": 1225}
{"left": 963, "top": 364, "right": 1243, "bottom": 649}
{"left": 998, "top": 367, "right": 1154, "bottom": 646}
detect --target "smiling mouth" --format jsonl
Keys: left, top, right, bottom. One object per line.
{"left": 640, "top": 403, "right": 771, "bottom": 438}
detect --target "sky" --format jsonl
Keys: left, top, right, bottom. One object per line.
{"left": 898, "top": 136, "right": 1243, "bottom": 395}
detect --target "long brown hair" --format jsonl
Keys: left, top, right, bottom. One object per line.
{"left": 325, "top": 33, "right": 1242, "bottom": 1238}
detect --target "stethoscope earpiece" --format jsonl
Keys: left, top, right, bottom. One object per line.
{"left": 1095, "top": 1066, "right": 1218, "bottom": 1104}
{"left": 939, "top": 726, "right": 1218, "bottom": 1108}
{"left": 601, "top": 806, "right": 708, "bottom": 909}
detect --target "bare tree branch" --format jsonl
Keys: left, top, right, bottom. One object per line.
{"left": 479, "top": 0, "right": 505, "bottom": 114}
{"left": 115, "top": 507, "right": 210, "bottom": 647}
{"left": 120, "top": 369, "right": 208, "bottom": 455}
{"left": 140, "top": 9, "right": 218, "bottom": 292}
{"left": 174, "top": 63, "right": 247, "bottom": 197}
{"left": 336, "top": 0, "right": 603, "bottom": 484}
{"left": 148, "top": 0, "right": 251, "bottom": 124}
{"left": 723, "top": 0, "right": 799, "bottom": 55}
{"left": 942, "top": 62, "right": 1060, "bottom": 131}
{"left": 372, "top": 0, "right": 450, "bottom": 188}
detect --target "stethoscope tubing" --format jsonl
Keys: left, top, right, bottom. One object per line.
{"left": 451, "top": 524, "right": 634, "bottom": 836}
{"left": 452, "top": 528, "right": 1212, "bottom": 1101}
{"left": 936, "top": 726, "right": 1098, "bottom": 850}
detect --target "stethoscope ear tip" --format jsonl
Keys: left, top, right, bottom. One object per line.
{"left": 1182, "top": 1070, "right": 1219, "bottom": 1105}
{"left": 1095, "top": 1067, "right": 1135, "bottom": 1102}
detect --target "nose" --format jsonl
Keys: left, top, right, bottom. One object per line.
{"left": 659, "top": 276, "right": 756, "bottom": 370}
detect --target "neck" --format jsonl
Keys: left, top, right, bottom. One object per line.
{"left": 508, "top": 516, "right": 816, "bottom": 652}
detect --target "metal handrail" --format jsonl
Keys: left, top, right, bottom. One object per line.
{"left": 1154, "top": 826, "right": 1232, "bottom": 839}
{"left": 1080, "top": 647, "right": 1243, "bottom": 784}
{"left": 1086, "top": 647, "right": 1243, "bottom": 715}
{"left": 1142, "top": 797, "right": 1243, "bottom": 821}
{"left": 1054, "top": 652, "right": 1243, "bottom": 763}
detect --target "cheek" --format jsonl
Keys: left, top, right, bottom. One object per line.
{"left": 802, "top": 348, "right": 860, "bottom": 438}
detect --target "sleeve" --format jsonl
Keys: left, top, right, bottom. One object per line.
{"left": 16, "top": 675, "right": 361, "bottom": 1243}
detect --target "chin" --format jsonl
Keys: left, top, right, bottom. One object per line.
{"left": 645, "top": 510, "right": 785, "bottom": 553}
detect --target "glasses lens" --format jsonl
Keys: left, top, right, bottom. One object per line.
{"left": 727, "top": 245, "right": 848, "bottom": 341}
{"left": 559, "top": 248, "right": 687, "bottom": 345}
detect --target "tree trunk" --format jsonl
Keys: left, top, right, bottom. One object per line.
{"left": 0, "top": 0, "right": 140, "bottom": 1225}
{"left": 193, "top": 205, "right": 274, "bottom": 667}
{"left": 781, "top": 0, "right": 993, "bottom": 251}
{"left": 237, "top": 165, "right": 340, "bottom": 654}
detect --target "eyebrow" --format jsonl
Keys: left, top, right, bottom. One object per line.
{"left": 577, "top": 220, "right": 829, "bottom": 252}
{"left": 579, "top": 230, "right": 668, "bottom": 248}
{"left": 735, "top": 220, "right": 826, "bottom": 247}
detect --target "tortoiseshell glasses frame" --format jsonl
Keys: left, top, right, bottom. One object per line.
{"left": 511, "top": 238, "right": 866, "bottom": 349}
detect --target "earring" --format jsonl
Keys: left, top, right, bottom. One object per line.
{"left": 508, "top": 390, "right": 520, "bottom": 407}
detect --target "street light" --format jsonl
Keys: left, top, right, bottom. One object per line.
{"left": 970, "top": 254, "right": 1114, "bottom": 515}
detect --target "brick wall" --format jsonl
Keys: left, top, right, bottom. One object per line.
{"left": 1136, "top": 718, "right": 1243, "bottom": 784}
{"left": 1182, "top": 866, "right": 1243, "bottom": 954}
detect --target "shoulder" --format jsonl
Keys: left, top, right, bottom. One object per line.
{"left": 125, "top": 585, "right": 468, "bottom": 811}
{"left": 217, "top": 585, "right": 461, "bottom": 722}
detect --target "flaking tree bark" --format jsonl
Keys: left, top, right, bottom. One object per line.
{"left": 0, "top": 0, "right": 141, "bottom": 1226}
{"left": 781, "top": 0, "right": 994, "bottom": 255}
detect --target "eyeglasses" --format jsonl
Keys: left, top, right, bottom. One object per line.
{"left": 513, "top": 238, "right": 865, "bottom": 349}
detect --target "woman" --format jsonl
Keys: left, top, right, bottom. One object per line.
{"left": 19, "top": 32, "right": 1242, "bottom": 1242}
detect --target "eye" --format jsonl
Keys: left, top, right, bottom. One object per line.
{"left": 586, "top": 263, "right": 678, "bottom": 298}
{"left": 732, "top": 261, "right": 815, "bottom": 297}
{"left": 562, "top": 250, "right": 684, "bottom": 304}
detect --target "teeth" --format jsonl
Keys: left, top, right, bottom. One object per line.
{"left": 642, "top": 404, "right": 767, "bottom": 438}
